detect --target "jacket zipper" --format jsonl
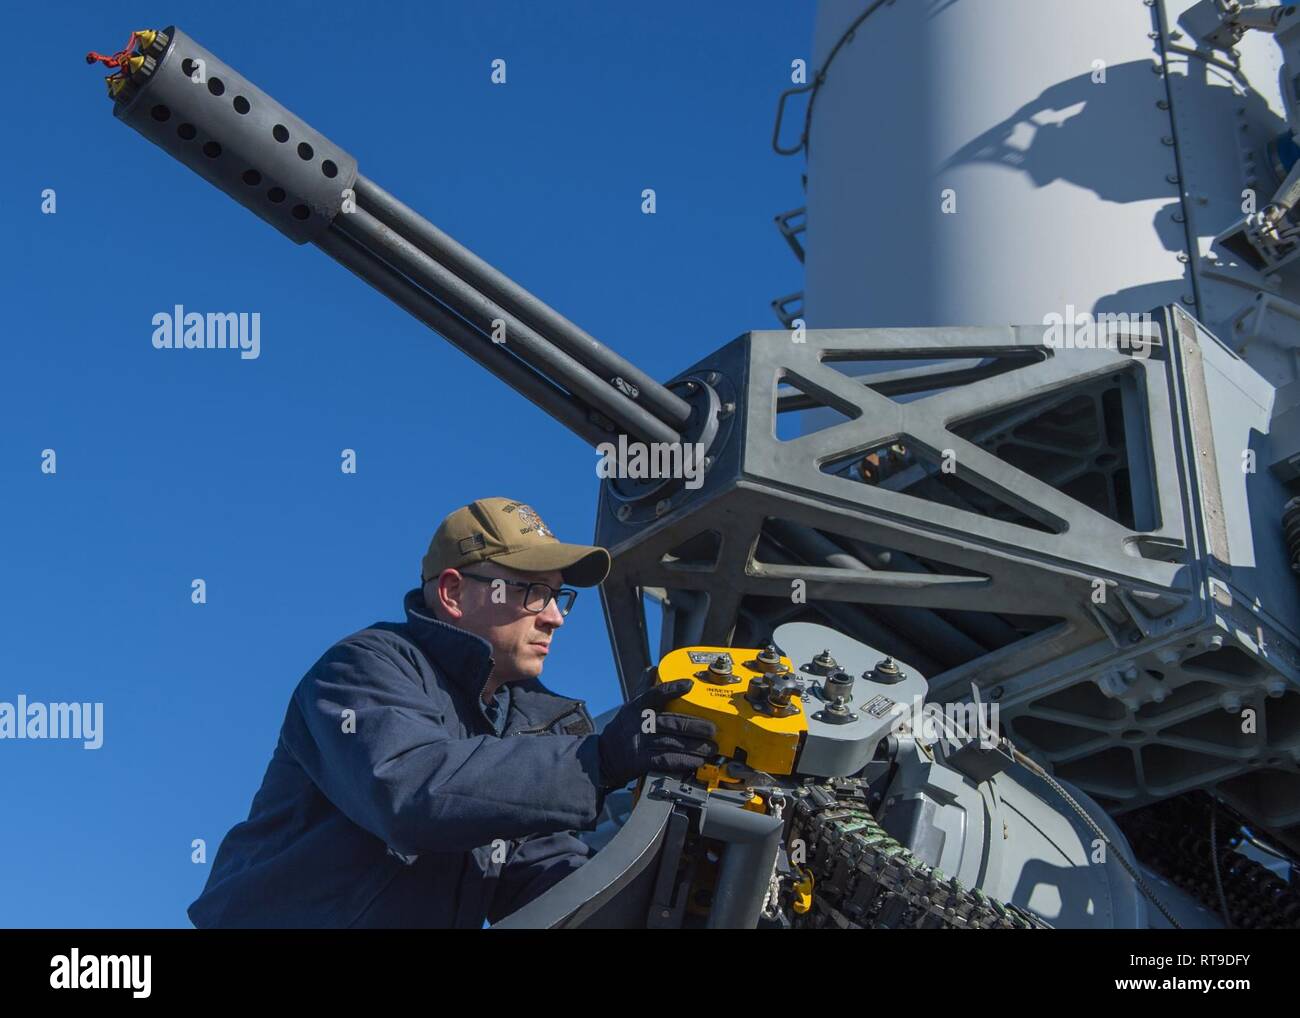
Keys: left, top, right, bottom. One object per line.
{"left": 514, "top": 701, "right": 593, "bottom": 736}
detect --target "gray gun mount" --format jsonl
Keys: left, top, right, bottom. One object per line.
{"left": 598, "top": 305, "right": 1300, "bottom": 854}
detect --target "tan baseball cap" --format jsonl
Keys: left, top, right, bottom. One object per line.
{"left": 421, "top": 497, "right": 611, "bottom": 587}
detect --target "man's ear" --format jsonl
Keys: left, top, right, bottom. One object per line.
{"left": 434, "top": 568, "right": 466, "bottom": 620}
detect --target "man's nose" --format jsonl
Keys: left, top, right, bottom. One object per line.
{"left": 538, "top": 598, "right": 565, "bottom": 628}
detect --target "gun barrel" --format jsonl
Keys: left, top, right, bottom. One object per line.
{"left": 330, "top": 206, "right": 682, "bottom": 446}
{"left": 316, "top": 228, "right": 613, "bottom": 447}
{"left": 353, "top": 177, "right": 692, "bottom": 434}
{"left": 99, "top": 25, "right": 690, "bottom": 449}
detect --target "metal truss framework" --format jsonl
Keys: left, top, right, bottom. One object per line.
{"left": 598, "top": 306, "right": 1300, "bottom": 850}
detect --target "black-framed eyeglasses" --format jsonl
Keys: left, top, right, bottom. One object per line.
{"left": 459, "top": 571, "right": 578, "bottom": 616}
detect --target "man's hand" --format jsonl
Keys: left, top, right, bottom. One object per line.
{"left": 596, "top": 678, "right": 717, "bottom": 789}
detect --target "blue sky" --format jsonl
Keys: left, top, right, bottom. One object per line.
{"left": 0, "top": 1, "right": 811, "bottom": 926}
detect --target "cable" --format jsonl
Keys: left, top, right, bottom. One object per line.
{"left": 1009, "top": 746, "right": 1184, "bottom": 929}
{"left": 1211, "top": 796, "right": 1234, "bottom": 929}
{"left": 902, "top": 705, "right": 1184, "bottom": 927}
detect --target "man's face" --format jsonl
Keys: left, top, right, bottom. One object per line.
{"left": 427, "top": 561, "right": 567, "bottom": 682}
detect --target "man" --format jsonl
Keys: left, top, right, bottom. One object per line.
{"left": 187, "top": 497, "right": 716, "bottom": 928}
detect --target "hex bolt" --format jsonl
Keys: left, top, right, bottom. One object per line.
{"left": 870, "top": 657, "right": 904, "bottom": 684}
{"left": 811, "top": 648, "right": 838, "bottom": 674}
{"left": 757, "top": 644, "right": 784, "bottom": 671}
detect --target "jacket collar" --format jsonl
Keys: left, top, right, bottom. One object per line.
{"left": 402, "top": 587, "right": 495, "bottom": 696}
{"left": 400, "top": 588, "right": 586, "bottom": 728}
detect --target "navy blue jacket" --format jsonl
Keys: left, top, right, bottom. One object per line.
{"left": 187, "top": 588, "right": 608, "bottom": 928}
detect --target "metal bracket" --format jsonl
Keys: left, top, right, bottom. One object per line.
{"left": 774, "top": 206, "right": 807, "bottom": 264}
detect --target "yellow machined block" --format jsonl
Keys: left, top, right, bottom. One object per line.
{"left": 656, "top": 645, "right": 807, "bottom": 777}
